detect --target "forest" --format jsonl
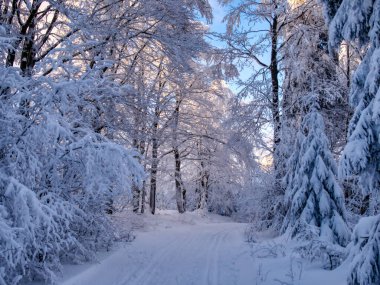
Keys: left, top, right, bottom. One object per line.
{"left": 0, "top": 0, "right": 379, "bottom": 284}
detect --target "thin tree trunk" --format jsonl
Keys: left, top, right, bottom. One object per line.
{"left": 346, "top": 43, "right": 350, "bottom": 88}
{"left": 138, "top": 130, "right": 147, "bottom": 213}
{"left": 149, "top": 107, "right": 159, "bottom": 215}
{"left": 132, "top": 89, "right": 147, "bottom": 213}
{"left": 149, "top": 143, "right": 157, "bottom": 215}
{"left": 198, "top": 159, "right": 209, "bottom": 209}
{"left": 141, "top": 181, "right": 146, "bottom": 213}
{"left": 20, "top": 19, "right": 36, "bottom": 77}
{"left": 6, "top": 0, "right": 41, "bottom": 69}
{"left": 196, "top": 139, "right": 208, "bottom": 210}
{"left": 173, "top": 93, "right": 186, "bottom": 213}
{"left": 174, "top": 147, "right": 186, "bottom": 213}
{"left": 270, "top": 14, "right": 281, "bottom": 190}
{"left": 132, "top": 136, "right": 146, "bottom": 213}
{"left": 132, "top": 181, "right": 141, "bottom": 213}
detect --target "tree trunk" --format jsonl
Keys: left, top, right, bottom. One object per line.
{"left": 132, "top": 181, "right": 141, "bottom": 213}
{"left": 269, "top": 14, "right": 281, "bottom": 190}
{"left": 149, "top": 106, "right": 159, "bottom": 215}
{"left": 132, "top": 138, "right": 146, "bottom": 213}
{"left": 173, "top": 93, "right": 186, "bottom": 213}
{"left": 199, "top": 159, "right": 209, "bottom": 209}
{"left": 132, "top": 90, "right": 147, "bottom": 213}
{"left": 149, "top": 144, "right": 157, "bottom": 215}
{"left": 196, "top": 139, "right": 209, "bottom": 210}
{"left": 20, "top": 20, "right": 36, "bottom": 77}
{"left": 6, "top": 0, "right": 41, "bottom": 69}
{"left": 174, "top": 147, "right": 186, "bottom": 213}
{"left": 346, "top": 43, "right": 350, "bottom": 88}
{"left": 141, "top": 181, "right": 146, "bottom": 213}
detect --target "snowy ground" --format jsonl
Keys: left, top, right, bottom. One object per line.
{"left": 51, "top": 210, "right": 348, "bottom": 285}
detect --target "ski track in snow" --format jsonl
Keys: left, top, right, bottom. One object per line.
{"left": 57, "top": 212, "right": 348, "bottom": 285}
{"left": 59, "top": 218, "right": 254, "bottom": 285}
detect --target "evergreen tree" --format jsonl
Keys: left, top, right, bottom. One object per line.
{"left": 322, "top": 0, "right": 380, "bottom": 283}
{"left": 282, "top": 99, "right": 350, "bottom": 247}
{"left": 328, "top": 0, "right": 380, "bottom": 215}
{"left": 283, "top": 0, "right": 349, "bottom": 157}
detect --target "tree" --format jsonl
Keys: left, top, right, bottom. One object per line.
{"left": 327, "top": 0, "right": 380, "bottom": 215}
{"left": 281, "top": 98, "right": 350, "bottom": 247}
{"left": 0, "top": 66, "right": 144, "bottom": 283}
{"left": 282, "top": 0, "right": 349, "bottom": 155}
{"left": 0, "top": 0, "right": 217, "bottom": 281}
{"left": 218, "top": 0, "right": 287, "bottom": 186}
{"left": 322, "top": 0, "right": 380, "bottom": 283}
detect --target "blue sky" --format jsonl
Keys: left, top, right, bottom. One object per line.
{"left": 205, "top": 0, "right": 272, "bottom": 94}
{"left": 206, "top": 0, "right": 245, "bottom": 93}
{"left": 209, "top": 0, "right": 227, "bottom": 34}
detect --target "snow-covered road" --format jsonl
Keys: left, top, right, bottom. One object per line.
{"left": 60, "top": 214, "right": 256, "bottom": 285}
{"left": 57, "top": 210, "right": 348, "bottom": 285}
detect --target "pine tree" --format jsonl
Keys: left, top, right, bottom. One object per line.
{"left": 328, "top": 0, "right": 380, "bottom": 215}
{"left": 322, "top": 0, "right": 380, "bottom": 283}
{"left": 282, "top": 99, "right": 350, "bottom": 247}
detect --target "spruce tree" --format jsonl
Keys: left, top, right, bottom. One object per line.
{"left": 282, "top": 99, "right": 350, "bottom": 247}
{"left": 329, "top": 0, "right": 380, "bottom": 214}
{"left": 322, "top": 0, "right": 380, "bottom": 283}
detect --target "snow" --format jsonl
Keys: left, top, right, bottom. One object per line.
{"left": 32, "top": 210, "right": 350, "bottom": 285}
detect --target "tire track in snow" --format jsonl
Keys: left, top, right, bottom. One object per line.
{"left": 148, "top": 229, "right": 206, "bottom": 285}
{"left": 118, "top": 233, "right": 187, "bottom": 285}
{"left": 122, "top": 231, "right": 194, "bottom": 285}
{"left": 203, "top": 230, "right": 229, "bottom": 285}
{"left": 59, "top": 222, "right": 252, "bottom": 285}
{"left": 127, "top": 226, "right": 230, "bottom": 285}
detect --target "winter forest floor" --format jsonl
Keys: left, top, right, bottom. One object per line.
{"left": 40, "top": 210, "right": 349, "bottom": 285}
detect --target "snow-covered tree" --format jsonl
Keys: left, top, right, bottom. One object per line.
{"left": 282, "top": 0, "right": 349, "bottom": 154}
{"left": 321, "top": 0, "right": 380, "bottom": 283}
{"left": 218, "top": 0, "right": 289, "bottom": 187}
{"left": 0, "top": 66, "right": 144, "bottom": 283}
{"left": 281, "top": 99, "right": 350, "bottom": 247}
{"left": 346, "top": 215, "right": 380, "bottom": 285}
{"left": 0, "top": 0, "right": 215, "bottom": 281}
{"left": 326, "top": 0, "right": 380, "bottom": 215}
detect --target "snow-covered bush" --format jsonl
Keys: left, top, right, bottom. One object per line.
{"left": 295, "top": 239, "right": 346, "bottom": 270}
{"left": 251, "top": 241, "right": 286, "bottom": 259}
{"left": 0, "top": 174, "right": 79, "bottom": 284}
{"left": 208, "top": 186, "right": 237, "bottom": 217}
{"left": 0, "top": 66, "right": 144, "bottom": 283}
{"left": 243, "top": 169, "right": 285, "bottom": 232}
{"left": 244, "top": 224, "right": 258, "bottom": 243}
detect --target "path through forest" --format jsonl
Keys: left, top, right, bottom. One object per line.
{"left": 59, "top": 212, "right": 256, "bottom": 285}
{"left": 58, "top": 210, "right": 347, "bottom": 285}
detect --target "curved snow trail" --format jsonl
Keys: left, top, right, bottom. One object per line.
{"left": 59, "top": 219, "right": 256, "bottom": 285}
